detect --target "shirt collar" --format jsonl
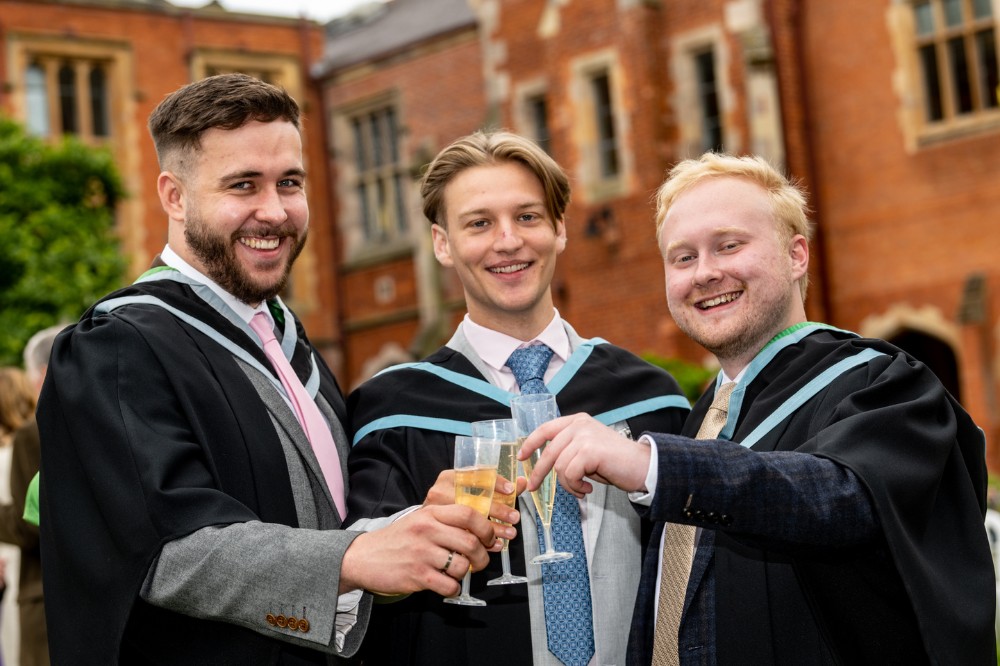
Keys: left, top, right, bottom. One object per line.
{"left": 160, "top": 245, "right": 269, "bottom": 326}
{"left": 462, "top": 310, "right": 570, "bottom": 374}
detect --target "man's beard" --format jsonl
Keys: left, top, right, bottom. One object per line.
{"left": 184, "top": 216, "right": 306, "bottom": 305}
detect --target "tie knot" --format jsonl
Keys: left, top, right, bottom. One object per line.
{"left": 712, "top": 381, "right": 737, "bottom": 412}
{"left": 505, "top": 344, "right": 555, "bottom": 395}
{"left": 249, "top": 311, "right": 277, "bottom": 345}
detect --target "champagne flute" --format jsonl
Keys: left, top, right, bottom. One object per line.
{"left": 471, "top": 419, "right": 529, "bottom": 586}
{"left": 443, "top": 435, "right": 501, "bottom": 606}
{"left": 510, "top": 393, "right": 572, "bottom": 564}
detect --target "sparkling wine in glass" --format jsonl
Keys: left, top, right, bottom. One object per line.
{"left": 443, "top": 435, "right": 500, "bottom": 606}
{"left": 471, "top": 419, "right": 528, "bottom": 586}
{"left": 510, "top": 393, "right": 572, "bottom": 564}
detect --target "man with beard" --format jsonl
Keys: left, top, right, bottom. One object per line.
{"left": 35, "top": 74, "right": 498, "bottom": 665}
{"left": 520, "top": 152, "right": 994, "bottom": 665}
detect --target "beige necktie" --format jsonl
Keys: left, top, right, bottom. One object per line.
{"left": 651, "top": 381, "right": 737, "bottom": 666}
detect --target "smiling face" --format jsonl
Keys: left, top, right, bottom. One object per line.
{"left": 432, "top": 161, "right": 567, "bottom": 339}
{"left": 159, "top": 119, "right": 308, "bottom": 306}
{"left": 660, "top": 176, "right": 809, "bottom": 375}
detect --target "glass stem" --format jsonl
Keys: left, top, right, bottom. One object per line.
{"left": 461, "top": 571, "right": 472, "bottom": 597}
{"left": 542, "top": 524, "right": 556, "bottom": 554}
{"left": 501, "top": 548, "right": 512, "bottom": 574}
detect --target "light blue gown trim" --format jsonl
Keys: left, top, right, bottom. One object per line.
{"left": 719, "top": 323, "right": 847, "bottom": 441}
{"left": 100, "top": 270, "right": 320, "bottom": 398}
{"left": 737, "top": 347, "right": 886, "bottom": 449}
{"left": 353, "top": 339, "right": 688, "bottom": 445}
{"left": 711, "top": 324, "right": 885, "bottom": 447}
{"left": 591, "top": 395, "right": 691, "bottom": 428}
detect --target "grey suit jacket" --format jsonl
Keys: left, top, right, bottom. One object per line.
{"left": 449, "top": 322, "right": 641, "bottom": 666}
{"left": 143, "top": 355, "right": 372, "bottom": 660}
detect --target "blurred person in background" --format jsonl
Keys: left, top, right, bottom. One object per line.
{"left": 0, "top": 325, "right": 62, "bottom": 666}
{"left": 0, "top": 364, "right": 38, "bottom": 666}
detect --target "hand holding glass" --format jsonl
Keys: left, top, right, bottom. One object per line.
{"left": 443, "top": 435, "right": 501, "bottom": 606}
{"left": 471, "top": 419, "right": 528, "bottom": 585}
{"left": 510, "top": 393, "right": 572, "bottom": 564}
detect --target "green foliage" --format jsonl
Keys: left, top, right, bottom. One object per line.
{"left": 641, "top": 352, "right": 717, "bottom": 405}
{"left": 0, "top": 117, "right": 126, "bottom": 366}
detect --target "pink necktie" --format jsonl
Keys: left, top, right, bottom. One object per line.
{"left": 249, "top": 312, "right": 346, "bottom": 519}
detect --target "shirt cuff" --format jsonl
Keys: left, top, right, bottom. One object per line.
{"left": 333, "top": 589, "right": 363, "bottom": 650}
{"left": 627, "top": 434, "right": 657, "bottom": 507}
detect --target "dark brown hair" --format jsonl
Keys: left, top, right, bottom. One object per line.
{"left": 148, "top": 73, "right": 300, "bottom": 169}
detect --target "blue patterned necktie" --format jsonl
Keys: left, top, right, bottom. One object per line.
{"left": 506, "top": 344, "right": 595, "bottom": 666}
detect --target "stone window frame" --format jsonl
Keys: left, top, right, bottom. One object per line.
{"left": 329, "top": 91, "right": 415, "bottom": 264}
{"left": 668, "top": 25, "right": 737, "bottom": 160}
{"left": 568, "top": 49, "right": 631, "bottom": 203}
{"left": 513, "top": 77, "right": 554, "bottom": 155}
{"left": 889, "top": 0, "right": 1000, "bottom": 151}
{"left": 7, "top": 34, "right": 129, "bottom": 144}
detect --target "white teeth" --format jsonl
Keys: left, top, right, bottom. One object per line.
{"left": 699, "top": 292, "right": 740, "bottom": 309}
{"left": 490, "top": 263, "right": 529, "bottom": 274}
{"left": 240, "top": 237, "right": 280, "bottom": 250}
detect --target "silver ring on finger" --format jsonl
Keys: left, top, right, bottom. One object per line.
{"left": 440, "top": 550, "right": 456, "bottom": 574}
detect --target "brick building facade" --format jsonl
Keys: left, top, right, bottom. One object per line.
{"left": 2, "top": 0, "right": 998, "bottom": 466}
{"left": 319, "top": 0, "right": 1000, "bottom": 466}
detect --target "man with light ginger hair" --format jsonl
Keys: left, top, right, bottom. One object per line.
{"left": 522, "top": 151, "right": 993, "bottom": 665}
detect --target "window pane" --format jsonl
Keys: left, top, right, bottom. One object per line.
{"left": 528, "top": 95, "right": 551, "bottom": 155}
{"left": 920, "top": 44, "right": 945, "bottom": 120}
{"left": 386, "top": 107, "right": 400, "bottom": 162}
{"left": 914, "top": 0, "right": 935, "bottom": 35}
{"left": 352, "top": 118, "right": 367, "bottom": 171}
{"left": 89, "top": 65, "right": 110, "bottom": 137}
{"left": 591, "top": 72, "right": 618, "bottom": 178}
{"left": 58, "top": 64, "right": 77, "bottom": 134}
{"left": 393, "top": 173, "right": 407, "bottom": 235}
{"left": 357, "top": 183, "right": 372, "bottom": 238}
{"left": 975, "top": 28, "right": 999, "bottom": 108}
{"left": 25, "top": 63, "right": 49, "bottom": 137}
{"left": 695, "top": 49, "right": 723, "bottom": 152}
{"left": 948, "top": 36, "right": 973, "bottom": 113}
{"left": 973, "top": 0, "right": 992, "bottom": 19}
{"left": 943, "top": 0, "right": 963, "bottom": 26}
{"left": 371, "top": 112, "right": 383, "bottom": 167}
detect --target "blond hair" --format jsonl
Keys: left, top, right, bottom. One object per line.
{"left": 655, "top": 152, "right": 813, "bottom": 298}
{"left": 420, "top": 131, "right": 570, "bottom": 230}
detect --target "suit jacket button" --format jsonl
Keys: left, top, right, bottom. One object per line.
{"left": 683, "top": 509, "right": 693, "bottom": 518}
{"left": 297, "top": 618, "right": 310, "bottom": 632}
{"left": 276, "top": 615, "right": 287, "bottom": 628}
{"left": 720, "top": 514, "right": 732, "bottom": 526}
{"left": 266, "top": 614, "right": 277, "bottom": 626}
{"left": 287, "top": 616, "right": 298, "bottom": 631}
{"left": 693, "top": 509, "right": 704, "bottom": 519}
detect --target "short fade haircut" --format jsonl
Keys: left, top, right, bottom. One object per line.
{"left": 420, "top": 130, "right": 570, "bottom": 230}
{"left": 148, "top": 73, "right": 300, "bottom": 170}
{"left": 655, "top": 152, "right": 813, "bottom": 299}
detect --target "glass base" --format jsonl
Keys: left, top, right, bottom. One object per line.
{"left": 487, "top": 572, "right": 529, "bottom": 586}
{"left": 443, "top": 595, "right": 487, "bottom": 606}
{"left": 532, "top": 550, "right": 573, "bottom": 564}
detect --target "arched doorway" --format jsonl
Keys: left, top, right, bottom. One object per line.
{"left": 887, "top": 329, "right": 962, "bottom": 402}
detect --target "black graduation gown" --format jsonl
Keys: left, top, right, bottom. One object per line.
{"left": 347, "top": 341, "right": 689, "bottom": 665}
{"left": 37, "top": 277, "right": 347, "bottom": 665}
{"left": 645, "top": 328, "right": 993, "bottom": 665}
